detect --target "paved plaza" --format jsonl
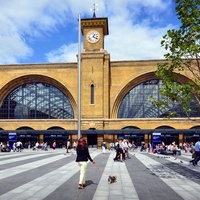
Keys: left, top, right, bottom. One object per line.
{"left": 0, "top": 148, "right": 200, "bottom": 200}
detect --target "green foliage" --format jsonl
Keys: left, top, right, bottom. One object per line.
{"left": 153, "top": 0, "right": 200, "bottom": 117}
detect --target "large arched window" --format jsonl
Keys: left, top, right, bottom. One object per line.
{"left": 118, "top": 79, "right": 200, "bottom": 118}
{"left": 0, "top": 82, "right": 74, "bottom": 119}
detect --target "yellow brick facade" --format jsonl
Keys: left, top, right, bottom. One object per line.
{"left": 0, "top": 17, "right": 199, "bottom": 148}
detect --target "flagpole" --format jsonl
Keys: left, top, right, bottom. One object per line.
{"left": 78, "top": 13, "right": 81, "bottom": 139}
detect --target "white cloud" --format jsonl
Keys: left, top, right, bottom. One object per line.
{"left": 106, "top": 14, "right": 176, "bottom": 61}
{"left": 0, "top": 0, "right": 178, "bottom": 64}
{"left": 46, "top": 43, "right": 78, "bottom": 63}
{"left": 0, "top": 0, "right": 70, "bottom": 64}
{"left": 0, "top": 34, "right": 32, "bottom": 63}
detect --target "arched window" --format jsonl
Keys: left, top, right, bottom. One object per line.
{"left": 91, "top": 84, "right": 95, "bottom": 104}
{"left": 118, "top": 79, "right": 200, "bottom": 118}
{"left": 0, "top": 82, "right": 74, "bottom": 119}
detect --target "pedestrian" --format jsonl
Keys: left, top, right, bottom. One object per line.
{"left": 101, "top": 141, "right": 106, "bottom": 154}
{"left": 172, "top": 143, "right": 177, "bottom": 160}
{"left": 65, "top": 140, "right": 71, "bottom": 154}
{"left": 113, "top": 140, "right": 123, "bottom": 162}
{"left": 73, "top": 140, "right": 77, "bottom": 151}
{"left": 12, "top": 142, "right": 16, "bottom": 152}
{"left": 41, "top": 142, "right": 45, "bottom": 150}
{"left": 140, "top": 141, "right": 145, "bottom": 152}
{"left": 52, "top": 141, "right": 56, "bottom": 150}
{"left": 189, "top": 145, "right": 196, "bottom": 163}
{"left": 44, "top": 142, "right": 48, "bottom": 151}
{"left": 109, "top": 142, "right": 114, "bottom": 150}
{"left": 121, "top": 139, "right": 131, "bottom": 159}
{"left": 75, "top": 137, "right": 95, "bottom": 189}
{"left": 33, "top": 141, "right": 39, "bottom": 151}
{"left": 16, "top": 140, "right": 22, "bottom": 152}
{"left": 131, "top": 141, "right": 135, "bottom": 151}
{"left": 192, "top": 138, "right": 200, "bottom": 166}
{"left": 147, "top": 142, "right": 152, "bottom": 153}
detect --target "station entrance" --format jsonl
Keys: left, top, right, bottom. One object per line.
{"left": 1, "top": 129, "right": 200, "bottom": 150}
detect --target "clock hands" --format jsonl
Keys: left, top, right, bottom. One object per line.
{"left": 87, "top": 30, "right": 100, "bottom": 43}
{"left": 89, "top": 33, "right": 98, "bottom": 41}
{"left": 92, "top": 34, "right": 98, "bottom": 39}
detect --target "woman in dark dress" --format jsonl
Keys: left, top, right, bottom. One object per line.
{"left": 75, "top": 137, "right": 95, "bottom": 189}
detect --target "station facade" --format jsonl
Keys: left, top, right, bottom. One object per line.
{"left": 0, "top": 16, "right": 200, "bottom": 148}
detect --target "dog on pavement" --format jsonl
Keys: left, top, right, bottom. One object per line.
{"left": 108, "top": 175, "right": 117, "bottom": 184}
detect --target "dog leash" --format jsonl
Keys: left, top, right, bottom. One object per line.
{"left": 93, "top": 163, "right": 110, "bottom": 176}
{"left": 93, "top": 162, "right": 117, "bottom": 184}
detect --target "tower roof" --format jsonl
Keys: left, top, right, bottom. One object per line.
{"left": 81, "top": 17, "right": 109, "bottom": 35}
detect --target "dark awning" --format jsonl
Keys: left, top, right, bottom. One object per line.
{"left": 65, "top": 129, "right": 200, "bottom": 135}
{"left": 0, "top": 129, "right": 200, "bottom": 136}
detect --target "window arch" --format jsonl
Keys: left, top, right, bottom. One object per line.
{"left": 118, "top": 79, "right": 200, "bottom": 118}
{"left": 0, "top": 82, "right": 74, "bottom": 119}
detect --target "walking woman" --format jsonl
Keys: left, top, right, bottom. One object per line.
{"left": 75, "top": 137, "right": 95, "bottom": 189}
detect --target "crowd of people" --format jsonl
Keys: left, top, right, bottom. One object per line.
{"left": 1, "top": 137, "right": 200, "bottom": 167}
{"left": 0, "top": 140, "right": 76, "bottom": 152}
{"left": 100, "top": 139, "right": 200, "bottom": 166}
{"left": 0, "top": 141, "right": 23, "bottom": 152}
{"left": 0, "top": 142, "right": 11, "bottom": 152}
{"left": 101, "top": 139, "right": 134, "bottom": 162}
{"left": 138, "top": 139, "right": 200, "bottom": 165}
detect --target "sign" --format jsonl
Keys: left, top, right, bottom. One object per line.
{"left": 152, "top": 133, "right": 161, "bottom": 143}
{"left": 8, "top": 133, "right": 17, "bottom": 149}
{"left": 8, "top": 133, "right": 17, "bottom": 142}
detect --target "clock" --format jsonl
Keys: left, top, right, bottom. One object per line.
{"left": 86, "top": 30, "right": 100, "bottom": 43}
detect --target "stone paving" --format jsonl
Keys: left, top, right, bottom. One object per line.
{"left": 0, "top": 148, "right": 199, "bottom": 200}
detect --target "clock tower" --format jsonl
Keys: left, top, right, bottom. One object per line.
{"left": 81, "top": 17, "right": 108, "bottom": 51}
{"left": 80, "top": 17, "right": 110, "bottom": 128}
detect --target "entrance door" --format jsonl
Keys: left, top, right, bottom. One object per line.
{"left": 87, "top": 134, "right": 97, "bottom": 148}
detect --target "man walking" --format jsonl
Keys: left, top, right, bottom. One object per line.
{"left": 192, "top": 138, "right": 200, "bottom": 166}
{"left": 16, "top": 140, "right": 22, "bottom": 152}
{"left": 64, "top": 140, "right": 71, "bottom": 154}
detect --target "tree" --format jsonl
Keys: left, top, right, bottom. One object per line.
{"left": 152, "top": 0, "right": 200, "bottom": 117}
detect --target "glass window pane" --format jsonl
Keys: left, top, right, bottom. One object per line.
{"left": 118, "top": 79, "right": 200, "bottom": 118}
{"left": 0, "top": 83, "right": 74, "bottom": 119}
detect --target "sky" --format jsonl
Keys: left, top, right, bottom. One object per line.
{"left": 0, "top": 0, "right": 180, "bottom": 64}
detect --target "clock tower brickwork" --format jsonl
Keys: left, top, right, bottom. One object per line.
{"left": 81, "top": 17, "right": 110, "bottom": 123}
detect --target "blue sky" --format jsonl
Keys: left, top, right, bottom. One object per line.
{"left": 0, "top": 0, "right": 180, "bottom": 64}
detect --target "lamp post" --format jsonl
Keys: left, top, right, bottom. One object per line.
{"left": 77, "top": 13, "right": 81, "bottom": 139}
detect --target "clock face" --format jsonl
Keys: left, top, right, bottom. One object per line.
{"left": 87, "top": 30, "right": 100, "bottom": 43}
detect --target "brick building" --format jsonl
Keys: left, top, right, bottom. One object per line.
{"left": 0, "top": 16, "right": 200, "bottom": 148}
